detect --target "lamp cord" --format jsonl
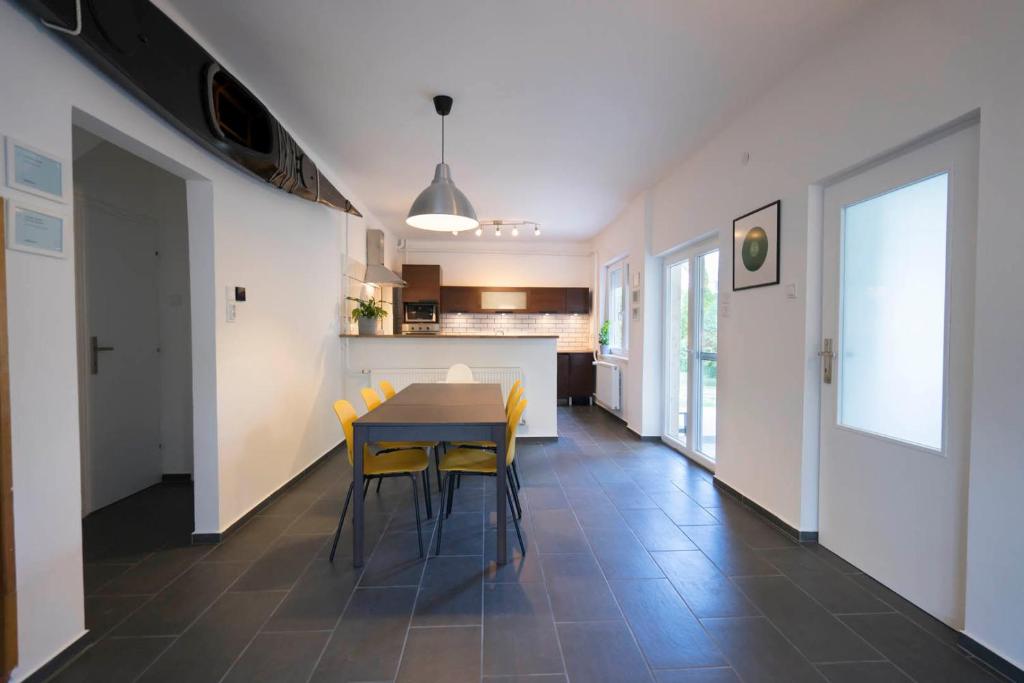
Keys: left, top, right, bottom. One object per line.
{"left": 440, "top": 115, "right": 445, "bottom": 164}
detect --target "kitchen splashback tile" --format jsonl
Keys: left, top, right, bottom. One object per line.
{"left": 440, "top": 313, "right": 592, "bottom": 350}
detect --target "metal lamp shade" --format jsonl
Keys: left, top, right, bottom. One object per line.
{"left": 406, "top": 163, "right": 479, "bottom": 231}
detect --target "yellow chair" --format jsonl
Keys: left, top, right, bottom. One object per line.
{"left": 360, "top": 385, "right": 441, "bottom": 492}
{"left": 436, "top": 398, "right": 528, "bottom": 556}
{"left": 449, "top": 381, "right": 525, "bottom": 489}
{"left": 329, "top": 400, "right": 431, "bottom": 561}
{"left": 379, "top": 379, "right": 397, "bottom": 399}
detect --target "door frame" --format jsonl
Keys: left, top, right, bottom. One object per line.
{"left": 661, "top": 236, "right": 718, "bottom": 471}
{"left": 0, "top": 198, "right": 19, "bottom": 680}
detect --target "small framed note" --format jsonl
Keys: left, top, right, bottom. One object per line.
{"left": 5, "top": 137, "right": 68, "bottom": 203}
{"left": 5, "top": 202, "right": 67, "bottom": 258}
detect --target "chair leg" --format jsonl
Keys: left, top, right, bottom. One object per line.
{"left": 422, "top": 467, "right": 433, "bottom": 519}
{"left": 329, "top": 481, "right": 355, "bottom": 563}
{"left": 375, "top": 477, "right": 382, "bottom": 494}
{"left": 507, "top": 475, "right": 523, "bottom": 520}
{"left": 363, "top": 478, "right": 371, "bottom": 499}
{"left": 456, "top": 473, "right": 462, "bottom": 489}
{"left": 434, "top": 446, "right": 443, "bottom": 492}
{"left": 445, "top": 471, "right": 457, "bottom": 518}
{"left": 410, "top": 473, "right": 423, "bottom": 558}
{"left": 435, "top": 473, "right": 450, "bottom": 555}
{"left": 512, "top": 460, "right": 522, "bottom": 490}
{"left": 507, "top": 486, "right": 526, "bottom": 556}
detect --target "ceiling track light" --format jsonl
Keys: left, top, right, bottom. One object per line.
{"left": 450, "top": 219, "right": 542, "bottom": 237}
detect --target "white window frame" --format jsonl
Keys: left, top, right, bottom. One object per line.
{"left": 604, "top": 258, "right": 629, "bottom": 357}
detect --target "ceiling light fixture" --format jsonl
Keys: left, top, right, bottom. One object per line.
{"left": 475, "top": 226, "right": 482, "bottom": 236}
{"left": 534, "top": 224, "right": 541, "bottom": 236}
{"left": 406, "top": 95, "right": 479, "bottom": 232}
{"left": 494, "top": 221, "right": 502, "bottom": 237}
{"left": 511, "top": 224, "right": 519, "bottom": 237}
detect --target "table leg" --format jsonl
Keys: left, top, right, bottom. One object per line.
{"left": 352, "top": 423, "right": 365, "bottom": 567}
{"left": 494, "top": 423, "right": 508, "bottom": 565}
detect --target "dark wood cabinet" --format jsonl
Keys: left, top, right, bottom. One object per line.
{"left": 565, "top": 287, "right": 591, "bottom": 314}
{"left": 557, "top": 353, "right": 570, "bottom": 400}
{"left": 440, "top": 286, "right": 479, "bottom": 313}
{"left": 558, "top": 352, "right": 595, "bottom": 403}
{"left": 528, "top": 288, "right": 566, "bottom": 314}
{"left": 438, "top": 284, "right": 591, "bottom": 316}
{"left": 402, "top": 264, "right": 441, "bottom": 302}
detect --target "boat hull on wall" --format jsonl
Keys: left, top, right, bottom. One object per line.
{"left": 18, "top": 0, "right": 360, "bottom": 215}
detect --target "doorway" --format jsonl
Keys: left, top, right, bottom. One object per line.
{"left": 73, "top": 127, "right": 194, "bottom": 516}
{"left": 819, "top": 123, "right": 978, "bottom": 628}
{"left": 663, "top": 240, "right": 719, "bottom": 469}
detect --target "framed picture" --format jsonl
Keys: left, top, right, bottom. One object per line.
{"left": 5, "top": 136, "right": 69, "bottom": 203}
{"left": 733, "top": 200, "right": 780, "bottom": 291}
{"left": 5, "top": 201, "right": 67, "bottom": 258}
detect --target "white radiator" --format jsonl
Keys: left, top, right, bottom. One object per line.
{"left": 367, "top": 367, "right": 525, "bottom": 417}
{"left": 593, "top": 360, "right": 621, "bottom": 410}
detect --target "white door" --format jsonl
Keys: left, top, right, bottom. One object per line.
{"left": 663, "top": 241, "right": 719, "bottom": 468}
{"left": 819, "top": 123, "right": 978, "bottom": 628}
{"left": 79, "top": 199, "right": 163, "bottom": 513}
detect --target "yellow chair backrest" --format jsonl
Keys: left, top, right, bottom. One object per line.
{"left": 360, "top": 386, "right": 382, "bottom": 412}
{"left": 505, "top": 382, "right": 523, "bottom": 417}
{"left": 333, "top": 399, "right": 359, "bottom": 467}
{"left": 505, "top": 398, "right": 527, "bottom": 466}
{"left": 379, "top": 380, "right": 397, "bottom": 399}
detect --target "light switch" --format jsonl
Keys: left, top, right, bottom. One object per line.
{"left": 786, "top": 283, "right": 798, "bottom": 299}
{"left": 226, "top": 302, "right": 237, "bottom": 322}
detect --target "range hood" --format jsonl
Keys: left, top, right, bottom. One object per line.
{"left": 362, "top": 230, "right": 406, "bottom": 287}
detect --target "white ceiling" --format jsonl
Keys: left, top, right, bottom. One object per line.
{"left": 159, "top": 0, "right": 873, "bottom": 241}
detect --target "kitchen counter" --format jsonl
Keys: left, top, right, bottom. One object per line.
{"left": 340, "top": 334, "right": 558, "bottom": 436}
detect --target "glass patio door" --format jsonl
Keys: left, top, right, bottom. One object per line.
{"left": 664, "top": 243, "right": 719, "bottom": 464}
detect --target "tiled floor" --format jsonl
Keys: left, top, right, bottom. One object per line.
{"left": 53, "top": 406, "right": 1003, "bottom": 683}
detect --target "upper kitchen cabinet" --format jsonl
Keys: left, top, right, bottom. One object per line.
{"left": 402, "top": 264, "right": 441, "bottom": 302}
{"left": 565, "top": 287, "right": 591, "bottom": 314}
{"left": 528, "top": 288, "right": 566, "bottom": 314}
{"left": 440, "top": 286, "right": 478, "bottom": 313}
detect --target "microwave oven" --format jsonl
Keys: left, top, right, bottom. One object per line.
{"left": 404, "top": 302, "right": 438, "bottom": 323}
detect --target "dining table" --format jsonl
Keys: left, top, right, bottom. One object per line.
{"left": 350, "top": 382, "right": 509, "bottom": 567}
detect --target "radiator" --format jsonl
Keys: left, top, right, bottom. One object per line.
{"left": 593, "top": 360, "right": 621, "bottom": 410}
{"left": 366, "top": 366, "right": 525, "bottom": 420}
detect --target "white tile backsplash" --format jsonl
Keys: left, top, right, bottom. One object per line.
{"left": 440, "top": 313, "right": 593, "bottom": 351}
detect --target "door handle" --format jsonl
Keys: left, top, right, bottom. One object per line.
{"left": 90, "top": 336, "right": 115, "bottom": 375}
{"left": 819, "top": 338, "right": 834, "bottom": 384}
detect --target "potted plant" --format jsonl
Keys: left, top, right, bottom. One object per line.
{"left": 347, "top": 296, "right": 388, "bottom": 336}
{"left": 598, "top": 320, "right": 611, "bottom": 355}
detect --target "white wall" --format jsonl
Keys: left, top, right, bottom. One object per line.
{"left": 589, "top": 0, "right": 1024, "bottom": 667}
{"left": 402, "top": 239, "right": 593, "bottom": 288}
{"left": 73, "top": 138, "right": 194, "bottom": 480}
{"left": 0, "top": 2, "right": 392, "bottom": 678}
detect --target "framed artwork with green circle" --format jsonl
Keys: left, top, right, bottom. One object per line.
{"left": 733, "top": 200, "right": 781, "bottom": 291}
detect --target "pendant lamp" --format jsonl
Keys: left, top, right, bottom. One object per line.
{"left": 406, "top": 95, "right": 479, "bottom": 231}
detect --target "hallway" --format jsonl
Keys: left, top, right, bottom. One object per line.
{"left": 59, "top": 406, "right": 999, "bottom": 682}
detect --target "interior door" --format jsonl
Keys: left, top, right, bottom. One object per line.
{"left": 663, "top": 242, "right": 719, "bottom": 467}
{"left": 819, "top": 123, "right": 978, "bottom": 628}
{"left": 80, "top": 199, "right": 162, "bottom": 513}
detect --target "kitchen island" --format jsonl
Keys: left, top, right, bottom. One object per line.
{"left": 340, "top": 334, "right": 558, "bottom": 437}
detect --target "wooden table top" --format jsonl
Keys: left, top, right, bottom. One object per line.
{"left": 355, "top": 383, "right": 506, "bottom": 425}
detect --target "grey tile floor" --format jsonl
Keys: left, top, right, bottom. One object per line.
{"left": 51, "top": 406, "right": 1004, "bottom": 683}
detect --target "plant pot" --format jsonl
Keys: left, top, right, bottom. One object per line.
{"left": 357, "top": 317, "right": 379, "bottom": 336}
{"left": 599, "top": 344, "right": 610, "bottom": 356}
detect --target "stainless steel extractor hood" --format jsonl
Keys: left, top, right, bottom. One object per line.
{"left": 363, "top": 229, "right": 406, "bottom": 287}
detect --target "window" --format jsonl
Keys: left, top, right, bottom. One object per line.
{"left": 605, "top": 259, "right": 628, "bottom": 355}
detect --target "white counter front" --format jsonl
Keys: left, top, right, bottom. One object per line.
{"left": 341, "top": 335, "right": 558, "bottom": 437}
